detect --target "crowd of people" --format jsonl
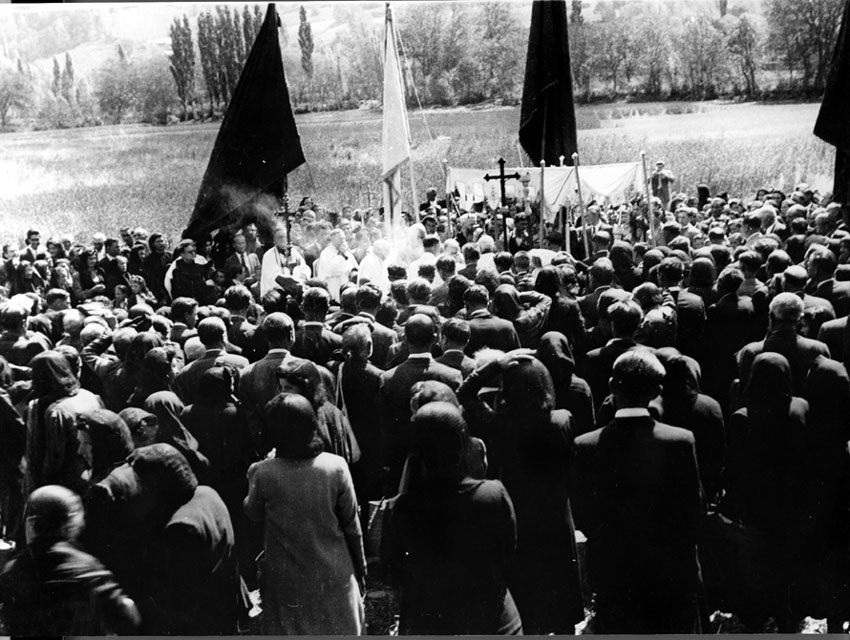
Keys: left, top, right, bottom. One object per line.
{"left": 1, "top": 179, "right": 850, "bottom": 634}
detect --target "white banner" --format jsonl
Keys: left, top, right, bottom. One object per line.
{"left": 446, "top": 162, "right": 641, "bottom": 221}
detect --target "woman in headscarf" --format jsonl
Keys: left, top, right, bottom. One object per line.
{"left": 181, "top": 366, "right": 252, "bottom": 529}
{"left": 804, "top": 357, "right": 850, "bottom": 629}
{"left": 128, "top": 444, "right": 248, "bottom": 635}
{"left": 534, "top": 267, "right": 585, "bottom": 356}
{"left": 0, "top": 355, "right": 26, "bottom": 540}
{"left": 536, "top": 331, "right": 595, "bottom": 437}
{"left": 126, "top": 346, "right": 174, "bottom": 408}
{"left": 654, "top": 348, "right": 724, "bottom": 503}
{"left": 244, "top": 394, "right": 365, "bottom": 635}
{"left": 457, "top": 350, "right": 584, "bottom": 634}
{"left": 386, "top": 402, "right": 522, "bottom": 635}
{"left": 118, "top": 332, "right": 164, "bottom": 410}
{"left": 25, "top": 351, "right": 104, "bottom": 495}
{"left": 721, "top": 352, "right": 812, "bottom": 631}
{"left": 276, "top": 358, "right": 360, "bottom": 466}
{"left": 492, "top": 283, "right": 551, "bottom": 349}
{"left": 0, "top": 485, "right": 140, "bottom": 636}
{"left": 127, "top": 243, "right": 148, "bottom": 277}
{"left": 10, "top": 261, "right": 44, "bottom": 297}
{"left": 142, "top": 391, "right": 210, "bottom": 481}
{"left": 118, "top": 407, "right": 159, "bottom": 449}
{"left": 76, "top": 408, "right": 134, "bottom": 488}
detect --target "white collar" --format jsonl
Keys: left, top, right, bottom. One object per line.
{"left": 614, "top": 408, "right": 651, "bottom": 419}
{"left": 407, "top": 353, "right": 433, "bottom": 362}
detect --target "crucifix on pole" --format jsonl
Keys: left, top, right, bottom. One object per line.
{"left": 484, "top": 157, "right": 519, "bottom": 251}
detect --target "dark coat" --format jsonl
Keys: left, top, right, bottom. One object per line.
{"left": 580, "top": 338, "right": 652, "bottom": 413}
{"left": 334, "top": 312, "right": 399, "bottom": 369}
{"left": 379, "top": 356, "right": 462, "bottom": 494}
{"left": 435, "top": 349, "right": 476, "bottom": 378}
{"left": 810, "top": 277, "right": 850, "bottom": 318}
{"left": 573, "top": 414, "right": 703, "bottom": 633}
{"left": 666, "top": 287, "right": 706, "bottom": 358}
{"left": 737, "top": 329, "right": 830, "bottom": 399}
{"left": 227, "top": 316, "right": 266, "bottom": 363}
{"left": 173, "top": 349, "right": 249, "bottom": 406}
{"left": 291, "top": 322, "right": 342, "bottom": 367}
{"left": 465, "top": 310, "right": 520, "bottom": 356}
{"left": 817, "top": 316, "right": 848, "bottom": 363}
{"left": 578, "top": 285, "right": 611, "bottom": 328}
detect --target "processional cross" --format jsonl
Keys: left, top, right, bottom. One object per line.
{"left": 484, "top": 157, "right": 519, "bottom": 250}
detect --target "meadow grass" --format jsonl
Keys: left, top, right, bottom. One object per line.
{"left": 0, "top": 101, "right": 835, "bottom": 245}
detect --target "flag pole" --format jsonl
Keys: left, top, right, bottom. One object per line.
{"left": 573, "top": 152, "right": 591, "bottom": 259}
{"left": 640, "top": 151, "right": 656, "bottom": 247}
{"left": 539, "top": 160, "right": 546, "bottom": 248}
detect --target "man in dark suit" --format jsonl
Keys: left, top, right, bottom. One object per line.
{"left": 223, "top": 233, "right": 261, "bottom": 288}
{"left": 436, "top": 317, "right": 476, "bottom": 378}
{"left": 700, "top": 267, "right": 762, "bottom": 411}
{"left": 427, "top": 256, "right": 456, "bottom": 310}
{"left": 578, "top": 258, "right": 615, "bottom": 328}
{"left": 457, "top": 243, "right": 480, "bottom": 281}
{"left": 737, "top": 292, "right": 830, "bottom": 398}
{"left": 334, "top": 283, "right": 398, "bottom": 369}
{"left": 573, "top": 350, "right": 704, "bottom": 633}
{"left": 580, "top": 299, "right": 650, "bottom": 413}
{"left": 223, "top": 285, "right": 266, "bottom": 363}
{"left": 379, "top": 314, "right": 462, "bottom": 494}
{"left": 396, "top": 279, "right": 441, "bottom": 327}
{"left": 805, "top": 247, "right": 850, "bottom": 318}
{"left": 658, "top": 257, "right": 705, "bottom": 358}
{"left": 291, "top": 286, "right": 342, "bottom": 367}
{"left": 97, "top": 238, "right": 124, "bottom": 300}
{"left": 817, "top": 315, "right": 848, "bottom": 363}
{"left": 238, "top": 313, "right": 302, "bottom": 454}
{"left": 463, "top": 284, "right": 520, "bottom": 356}
{"left": 174, "top": 317, "right": 249, "bottom": 405}
{"left": 168, "top": 297, "right": 199, "bottom": 348}
{"left": 782, "top": 265, "right": 836, "bottom": 319}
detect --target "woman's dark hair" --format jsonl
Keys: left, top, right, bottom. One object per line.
{"left": 78, "top": 409, "right": 134, "bottom": 475}
{"left": 412, "top": 401, "right": 470, "bottom": 482}
{"left": 445, "top": 274, "right": 472, "bottom": 317}
{"left": 265, "top": 393, "right": 323, "bottom": 459}
{"left": 128, "top": 443, "right": 198, "bottom": 513}
{"left": 276, "top": 358, "right": 328, "bottom": 410}
{"left": 534, "top": 266, "right": 566, "bottom": 300}
{"left": 500, "top": 356, "right": 555, "bottom": 415}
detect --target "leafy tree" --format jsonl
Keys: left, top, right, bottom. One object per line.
{"left": 60, "top": 52, "right": 74, "bottom": 104}
{"left": 96, "top": 48, "right": 136, "bottom": 123}
{"left": 675, "top": 15, "right": 728, "bottom": 99}
{"left": 476, "top": 1, "right": 523, "bottom": 103}
{"left": 765, "top": 0, "right": 843, "bottom": 91}
{"left": 724, "top": 13, "right": 763, "bottom": 96}
{"left": 169, "top": 15, "right": 196, "bottom": 120}
{"left": 254, "top": 5, "right": 267, "bottom": 44}
{"left": 197, "top": 11, "right": 221, "bottom": 115}
{"left": 136, "top": 56, "right": 177, "bottom": 124}
{"left": 635, "top": 15, "right": 672, "bottom": 96}
{"left": 299, "top": 5, "right": 314, "bottom": 77}
{"left": 51, "top": 57, "right": 60, "bottom": 98}
{"left": 0, "top": 68, "right": 30, "bottom": 131}
{"left": 242, "top": 5, "right": 255, "bottom": 59}
{"left": 232, "top": 9, "right": 245, "bottom": 67}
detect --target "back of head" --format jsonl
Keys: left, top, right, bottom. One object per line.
{"left": 717, "top": 266, "right": 745, "bottom": 294}
{"left": 769, "top": 291, "right": 804, "bottom": 327}
{"left": 302, "top": 286, "right": 331, "bottom": 319}
{"left": 79, "top": 408, "right": 134, "bottom": 474}
{"left": 632, "top": 282, "right": 662, "bottom": 311}
{"left": 405, "top": 313, "right": 436, "bottom": 349}
{"left": 597, "top": 288, "right": 632, "bottom": 320}
{"left": 170, "top": 297, "right": 198, "bottom": 324}
{"left": 355, "top": 283, "right": 382, "bottom": 312}
{"left": 492, "top": 284, "right": 522, "bottom": 321}
{"left": 463, "top": 283, "right": 489, "bottom": 309}
{"left": 0, "top": 302, "right": 28, "bottom": 332}
{"left": 435, "top": 255, "right": 456, "bottom": 277}
{"left": 406, "top": 278, "right": 433, "bottom": 304}
{"left": 412, "top": 401, "right": 469, "bottom": 482}
{"left": 25, "top": 485, "right": 84, "bottom": 548}
{"left": 342, "top": 323, "right": 372, "bottom": 361}
{"left": 534, "top": 266, "right": 565, "bottom": 299}
{"left": 610, "top": 350, "right": 666, "bottom": 405}
{"left": 462, "top": 242, "right": 480, "bottom": 263}
{"left": 339, "top": 285, "right": 359, "bottom": 314}
{"left": 30, "top": 350, "right": 79, "bottom": 398}
{"left": 442, "top": 317, "right": 470, "bottom": 348}
{"left": 658, "top": 257, "right": 685, "bottom": 286}
{"left": 609, "top": 299, "right": 644, "bottom": 338}
{"left": 494, "top": 251, "right": 513, "bottom": 273}
{"left": 262, "top": 312, "right": 295, "bottom": 347}
{"left": 127, "top": 443, "right": 197, "bottom": 513}
{"left": 782, "top": 265, "right": 808, "bottom": 292}
{"left": 223, "top": 285, "right": 252, "bottom": 312}
{"left": 196, "top": 316, "right": 226, "bottom": 348}
{"left": 500, "top": 356, "right": 556, "bottom": 415}
{"left": 265, "top": 393, "right": 322, "bottom": 459}
{"left": 410, "top": 380, "right": 459, "bottom": 413}
{"left": 589, "top": 257, "right": 614, "bottom": 287}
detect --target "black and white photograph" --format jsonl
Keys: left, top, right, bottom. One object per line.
{"left": 0, "top": 0, "right": 849, "bottom": 634}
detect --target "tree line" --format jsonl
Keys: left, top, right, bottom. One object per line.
{"left": 0, "top": 0, "right": 843, "bottom": 133}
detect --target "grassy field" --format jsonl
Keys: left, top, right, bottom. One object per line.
{"left": 0, "top": 100, "right": 835, "bottom": 246}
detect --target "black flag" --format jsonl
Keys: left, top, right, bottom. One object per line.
{"left": 519, "top": 0, "right": 578, "bottom": 167}
{"left": 814, "top": 0, "right": 850, "bottom": 206}
{"left": 185, "top": 3, "right": 305, "bottom": 239}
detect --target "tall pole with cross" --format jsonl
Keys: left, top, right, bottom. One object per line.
{"left": 484, "top": 157, "right": 520, "bottom": 251}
